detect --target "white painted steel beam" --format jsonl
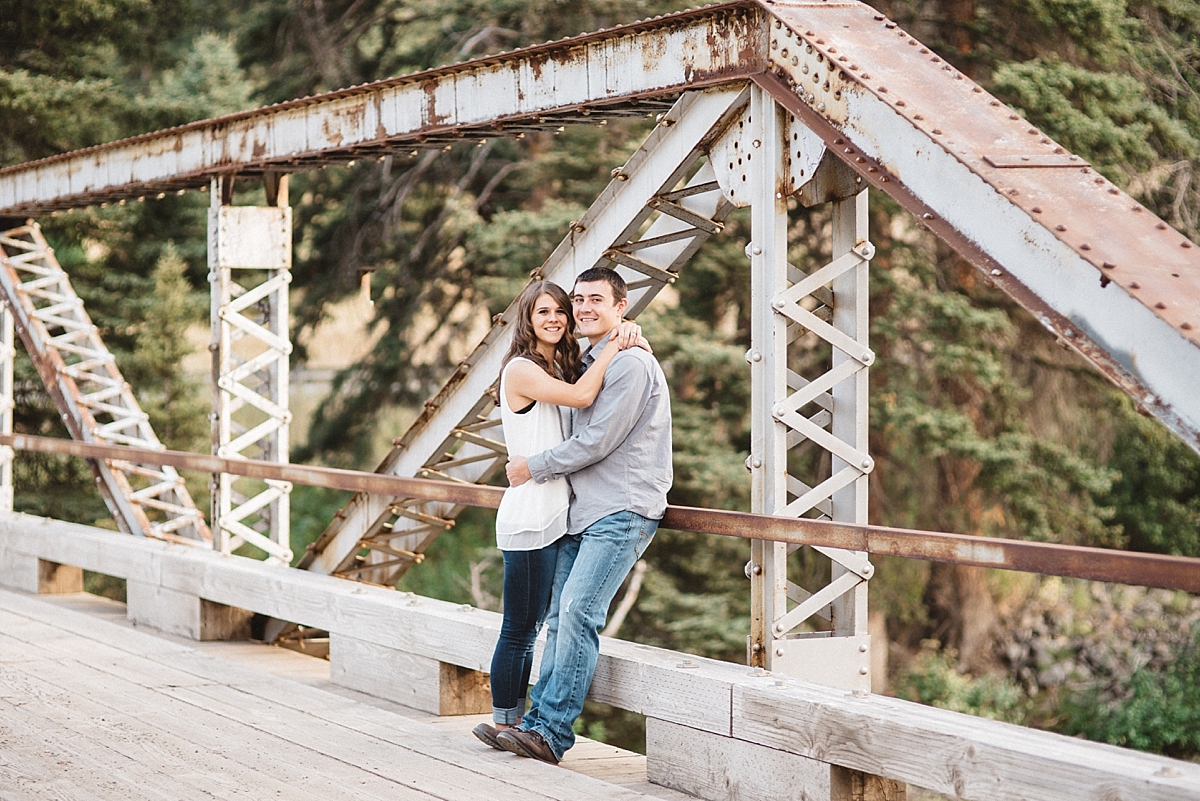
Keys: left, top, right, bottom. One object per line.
{"left": 295, "top": 87, "right": 747, "bottom": 588}
{"left": 746, "top": 85, "right": 790, "bottom": 671}
{"left": 0, "top": 5, "right": 762, "bottom": 216}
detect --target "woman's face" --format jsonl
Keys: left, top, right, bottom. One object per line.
{"left": 530, "top": 293, "right": 571, "bottom": 347}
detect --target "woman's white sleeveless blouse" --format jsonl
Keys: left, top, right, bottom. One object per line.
{"left": 495, "top": 357, "right": 570, "bottom": 551}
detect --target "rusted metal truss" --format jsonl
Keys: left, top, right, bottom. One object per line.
{"left": 0, "top": 1, "right": 1195, "bottom": 448}
{"left": 0, "top": 224, "right": 210, "bottom": 542}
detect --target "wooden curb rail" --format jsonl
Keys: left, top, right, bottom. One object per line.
{"left": 3, "top": 432, "right": 1199, "bottom": 594}
{"left": 1, "top": 515, "right": 1199, "bottom": 801}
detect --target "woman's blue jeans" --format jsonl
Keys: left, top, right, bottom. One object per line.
{"left": 489, "top": 542, "right": 560, "bottom": 725}
{"left": 520, "top": 510, "right": 657, "bottom": 759}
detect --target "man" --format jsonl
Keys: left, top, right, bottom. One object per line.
{"left": 497, "top": 267, "right": 672, "bottom": 764}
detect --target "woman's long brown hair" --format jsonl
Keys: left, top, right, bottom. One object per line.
{"left": 502, "top": 281, "right": 584, "bottom": 383}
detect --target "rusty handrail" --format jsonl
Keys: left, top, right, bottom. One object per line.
{"left": 2, "top": 432, "right": 1197, "bottom": 593}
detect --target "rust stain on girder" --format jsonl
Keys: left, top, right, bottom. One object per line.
{"left": 526, "top": 50, "right": 550, "bottom": 82}
{"left": 761, "top": 2, "right": 1200, "bottom": 349}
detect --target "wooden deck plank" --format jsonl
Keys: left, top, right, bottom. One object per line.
{"left": 0, "top": 684, "right": 183, "bottom": 801}
{"left": 0, "top": 709, "right": 126, "bottom": 801}
{"left": 23, "top": 591, "right": 700, "bottom": 800}
{"left": 166, "top": 682, "right": 549, "bottom": 800}
{"left": 0, "top": 608, "right": 478, "bottom": 801}
{"left": 0, "top": 588, "right": 676, "bottom": 801}
{"left": 156, "top": 653, "right": 667, "bottom": 801}
{"left": 1, "top": 590, "right": 672, "bottom": 801}
{"left": 420, "top": 716, "right": 700, "bottom": 801}
{"left": 0, "top": 656, "right": 419, "bottom": 801}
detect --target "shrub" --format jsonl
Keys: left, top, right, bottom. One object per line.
{"left": 894, "top": 641, "right": 1028, "bottom": 724}
{"left": 1063, "top": 624, "right": 1200, "bottom": 759}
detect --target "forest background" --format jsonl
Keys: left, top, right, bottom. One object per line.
{"left": 2, "top": 0, "right": 1199, "bottom": 761}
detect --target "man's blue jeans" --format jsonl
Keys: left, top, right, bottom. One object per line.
{"left": 520, "top": 510, "right": 658, "bottom": 760}
{"left": 490, "top": 543, "right": 559, "bottom": 725}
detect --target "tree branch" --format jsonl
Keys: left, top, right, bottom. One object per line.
{"left": 602, "top": 560, "right": 648, "bottom": 638}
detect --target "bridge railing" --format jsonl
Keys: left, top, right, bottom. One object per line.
{"left": 2, "top": 432, "right": 1197, "bottom": 594}
{"left": 0, "top": 433, "right": 1199, "bottom": 800}
{"left": 0, "top": 510, "right": 1197, "bottom": 801}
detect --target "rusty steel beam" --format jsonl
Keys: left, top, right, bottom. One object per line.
{"left": 5, "top": 432, "right": 1199, "bottom": 594}
{"left": 0, "top": 3, "right": 763, "bottom": 216}
{"left": 660, "top": 506, "right": 1200, "bottom": 596}
{"left": 0, "top": 433, "right": 503, "bottom": 512}
{"left": 752, "top": 5, "right": 1200, "bottom": 451}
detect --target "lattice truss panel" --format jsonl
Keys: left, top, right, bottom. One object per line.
{"left": 292, "top": 87, "right": 750, "bottom": 595}
{"left": 761, "top": 205, "right": 875, "bottom": 639}
{"left": 209, "top": 198, "right": 293, "bottom": 564}
{"left": 0, "top": 223, "right": 210, "bottom": 542}
{"left": 712, "top": 86, "right": 873, "bottom": 685}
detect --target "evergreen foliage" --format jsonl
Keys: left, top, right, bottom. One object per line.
{"left": 895, "top": 641, "right": 1028, "bottom": 723}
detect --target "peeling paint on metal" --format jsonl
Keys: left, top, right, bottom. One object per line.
{"left": 0, "top": 2, "right": 762, "bottom": 216}
{"left": 953, "top": 542, "right": 1007, "bottom": 566}
{"left": 755, "top": 0, "right": 1200, "bottom": 451}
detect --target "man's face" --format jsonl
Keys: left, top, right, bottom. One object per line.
{"left": 572, "top": 279, "right": 627, "bottom": 340}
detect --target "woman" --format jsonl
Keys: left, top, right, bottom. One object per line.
{"left": 472, "top": 280, "right": 644, "bottom": 749}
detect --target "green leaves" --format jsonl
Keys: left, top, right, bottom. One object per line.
{"left": 1064, "top": 624, "right": 1200, "bottom": 757}
{"left": 895, "top": 641, "right": 1029, "bottom": 723}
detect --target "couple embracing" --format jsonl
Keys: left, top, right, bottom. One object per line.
{"left": 472, "top": 267, "right": 672, "bottom": 765}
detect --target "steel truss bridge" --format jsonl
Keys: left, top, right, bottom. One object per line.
{"left": 0, "top": 1, "right": 1198, "bottom": 799}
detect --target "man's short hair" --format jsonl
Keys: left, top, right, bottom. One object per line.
{"left": 574, "top": 267, "right": 627, "bottom": 304}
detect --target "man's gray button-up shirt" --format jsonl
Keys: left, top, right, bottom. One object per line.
{"left": 526, "top": 336, "right": 672, "bottom": 534}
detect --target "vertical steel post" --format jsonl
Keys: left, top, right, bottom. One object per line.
{"left": 829, "top": 190, "right": 871, "bottom": 637}
{"left": 208, "top": 176, "right": 293, "bottom": 564}
{"left": 748, "top": 84, "right": 789, "bottom": 668}
{"left": 745, "top": 88, "right": 875, "bottom": 689}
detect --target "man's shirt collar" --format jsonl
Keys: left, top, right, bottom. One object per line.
{"left": 581, "top": 332, "right": 614, "bottom": 367}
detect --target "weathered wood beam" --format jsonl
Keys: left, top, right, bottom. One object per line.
{"left": 1, "top": 513, "right": 1197, "bottom": 801}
